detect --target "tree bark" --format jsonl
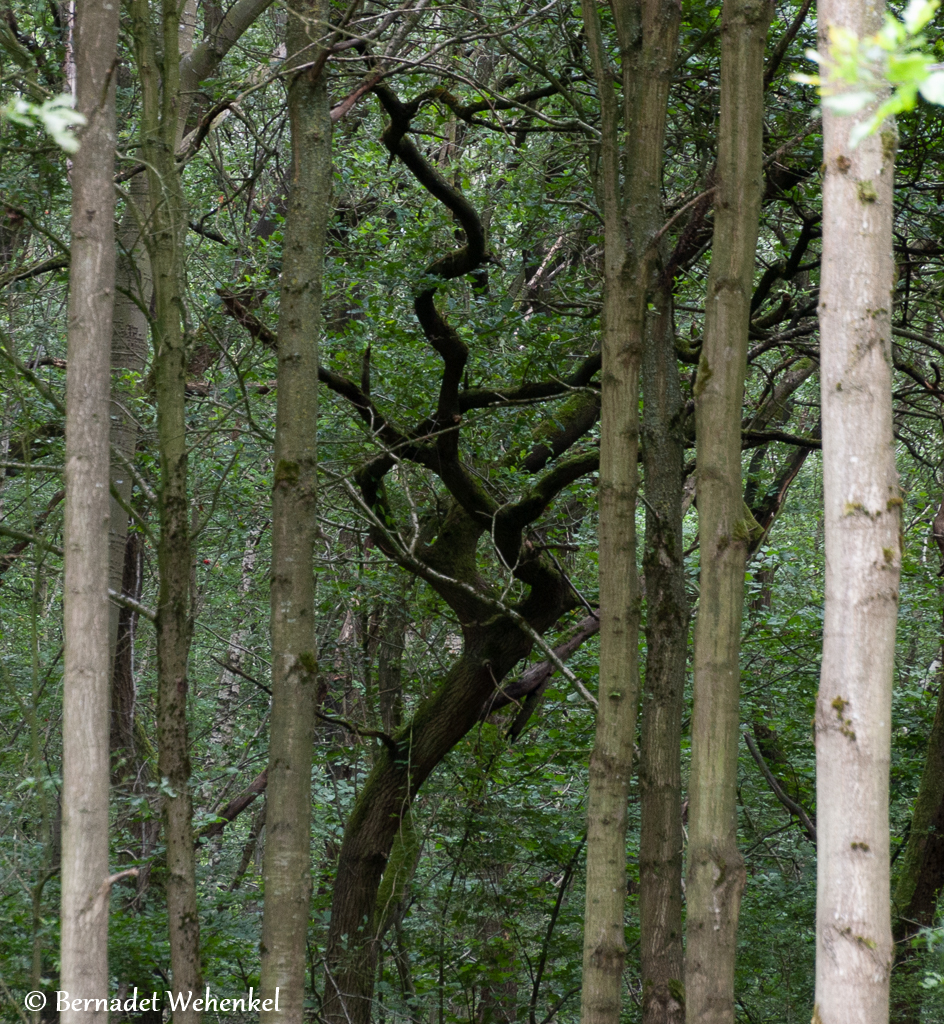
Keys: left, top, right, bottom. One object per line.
{"left": 131, "top": 0, "right": 201, "bottom": 1015}
{"left": 685, "top": 2, "right": 771, "bottom": 1022}
{"left": 640, "top": 284, "right": 687, "bottom": 1024}
{"left": 323, "top": 595, "right": 572, "bottom": 1024}
{"left": 258, "top": 0, "right": 331, "bottom": 1018}
{"left": 813, "top": 0, "right": 899, "bottom": 1019}
{"left": 59, "top": 0, "right": 119, "bottom": 1018}
{"left": 577, "top": 3, "right": 680, "bottom": 1023}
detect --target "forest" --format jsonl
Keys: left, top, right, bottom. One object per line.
{"left": 1, "top": 0, "right": 943, "bottom": 1021}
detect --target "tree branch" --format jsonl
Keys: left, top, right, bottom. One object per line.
{"left": 744, "top": 731, "right": 816, "bottom": 845}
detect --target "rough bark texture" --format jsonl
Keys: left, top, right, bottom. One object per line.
{"left": 258, "top": 0, "right": 331, "bottom": 1018}
{"left": 578, "top": 3, "right": 680, "bottom": 1023}
{"left": 640, "top": 284, "right": 686, "bottom": 1024}
{"left": 685, "top": 1, "right": 770, "bottom": 1022}
{"left": 813, "top": 0, "right": 899, "bottom": 1020}
{"left": 59, "top": 0, "right": 119, "bottom": 1018}
{"left": 131, "top": 0, "right": 201, "bottom": 1015}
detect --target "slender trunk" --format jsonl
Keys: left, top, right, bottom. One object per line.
{"left": 258, "top": 0, "right": 331, "bottom": 1018}
{"left": 578, "top": 3, "right": 680, "bottom": 1023}
{"left": 640, "top": 284, "right": 686, "bottom": 1024}
{"left": 131, "top": 0, "right": 201, "bottom": 1014}
{"left": 111, "top": 530, "right": 142, "bottom": 766}
{"left": 813, "top": 0, "right": 899, "bottom": 1019}
{"left": 685, "top": 2, "right": 770, "bottom": 1022}
{"left": 108, "top": 174, "right": 150, "bottom": 688}
{"left": 108, "top": 178, "right": 149, "bottom": 623}
{"left": 60, "top": 0, "right": 119, "bottom": 1018}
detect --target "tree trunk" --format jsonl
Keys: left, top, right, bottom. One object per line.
{"left": 577, "top": 3, "right": 680, "bottom": 1023}
{"left": 640, "top": 283, "right": 687, "bottom": 1024}
{"left": 107, "top": 174, "right": 151, "bottom": 782}
{"left": 107, "top": 174, "right": 150, "bottom": 693}
{"left": 60, "top": 0, "right": 119, "bottom": 1018}
{"left": 258, "top": 0, "right": 331, "bottom": 1017}
{"left": 685, "top": 1, "right": 771, "bottom": 1022}
{"left": 111, "top": 530, "right": 142, "bottom": 767}
{"left": 813, "top": 0, "right": 899, "bottom": 1018}
{"left": 323, "top": 612, "right": 564, "bottom": 1024}
{"left": 131, "top": 0, "right": 201, "bottom": 1015}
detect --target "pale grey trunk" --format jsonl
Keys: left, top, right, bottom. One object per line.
{"left": 813, "top": 0, "right": 899, "bottom": 1020}
{"left": 60, "top": 0, "right": 119, "bottom": 1018}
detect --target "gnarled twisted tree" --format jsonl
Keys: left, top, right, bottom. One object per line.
{"left": 320, "top": 80, "right": 602, "bottom": 1024}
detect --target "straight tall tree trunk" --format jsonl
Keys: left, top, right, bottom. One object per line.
{"left": 131, "top": 0, "right": 201, "bottom": 1016}
{"left": 685, "top": 2, "right": 771, "bottom": 1022}
{"left": 814, "top": 1, "right": 899, "bottom": 1015}
{"left": 258, "top": 0, "right": 331, "bottom": 1018}
{"left": 640, "top": 283, "right": 686, "bottom": 1024}
{"left": 60, "top": 0, "right": 119, "bottom": 1019}
{"left": 108, "top": 178, "right": 150, "bottom": 670}
{"left": 578, "top": 4, "right": 680, "bottom": 1023}
{"left": 109, "top": 177, "right": 151, "bottom": 779}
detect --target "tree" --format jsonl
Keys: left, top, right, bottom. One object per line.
{"left": 813, "top": 0, "right": 901, "bottom": 1020}
{"left": 59, "top": 0, "right": 120, "bottom": 1017}
{"left": 639, "top": 283, "right": 687, "bottom": 1024}
{"left": 258, "top": 0, "right": 331, "bottom": 1017}
{"left": 130, "top": 0, "right": 202, "bottom": 1011}
{"left": 577, "top": 3, "right": 680, "bottom": 1021}
{"left": 685, "top": 1, "right": 772, "bottom": 1022}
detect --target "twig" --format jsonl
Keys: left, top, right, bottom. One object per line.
{"left": 650, "top": 187, "right": 716, "bottom": 249}
{"left": 210, "top": 655, "right": 271, "bottom": 695}
{"left": 316, "top": 711, "right": 399, "bottom": 757}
